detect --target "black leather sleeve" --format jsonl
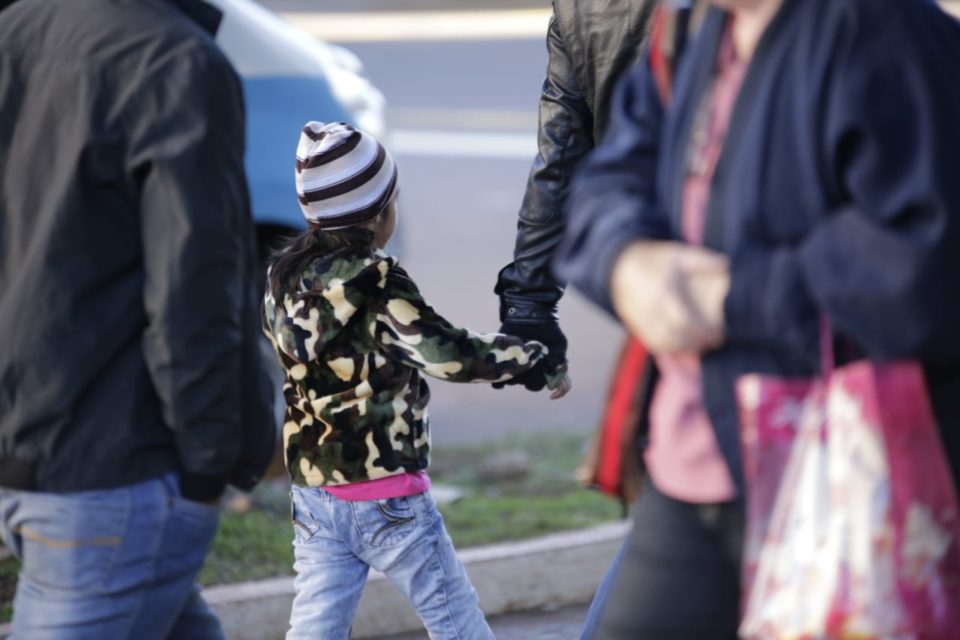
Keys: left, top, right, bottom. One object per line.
{"left": 494, "top": 13, "right": 595, "bottom": 325}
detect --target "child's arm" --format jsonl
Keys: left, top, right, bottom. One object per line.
{"left": 372, "top": 265, "right": 556, "bottom": 385}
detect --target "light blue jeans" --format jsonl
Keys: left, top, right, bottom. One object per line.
{"left": 580, "top": 542, "right": 625, "bottom": 639}
{"left": 0, "top": 474, "right": 223, "bottom": 639}
{"left": 288, "top": 486, "right": 493, "bottom": 640}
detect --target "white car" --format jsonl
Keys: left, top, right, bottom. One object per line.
{"left": 208, "top": 0, "right": 388, "bottom": 429}
{"left": 209, "top": 0, "right": 386, "bottom": 248}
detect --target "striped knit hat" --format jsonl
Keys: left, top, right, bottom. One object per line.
{"left": 295, "top": 121, "right": 398, "bottom": 229}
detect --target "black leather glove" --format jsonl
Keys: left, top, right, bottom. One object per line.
{"left": 493, "top": 320, "right": 568, "bottom": 392}
{"left": 179, "top": 471, "right": 228, "bottom": 504}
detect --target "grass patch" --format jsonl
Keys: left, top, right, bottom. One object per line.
{"left": 0, "top": 432, "right": 621, "bottom": 621}
{"left": 198, "top": 431, "right": 620, "bottom": 585}
{"left": 440, "top": 491, "right": 619, "bottom": 548}
{"left": 199, "top": 510, "right": 293, "bottom": 587}
{"left": 429, "top": 432, "right": 621, "bottom": 546}
{"left": 1, "top": 555, "right": 18, "bottom": 624}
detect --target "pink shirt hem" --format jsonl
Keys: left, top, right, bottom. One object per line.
{"left": 322, "top": 471, "right": 432, "bottom": 501}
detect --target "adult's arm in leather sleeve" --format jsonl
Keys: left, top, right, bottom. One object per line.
{"left": 495, "top": 13, "right": 595, "bottom": 326}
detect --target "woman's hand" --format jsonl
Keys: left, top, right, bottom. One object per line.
{"left": 611, "top": 241, "right": 730, "bottom": 355}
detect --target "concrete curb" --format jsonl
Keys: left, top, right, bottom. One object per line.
{"left": 210, "top": 521, "right": 628, "bottom": 639}
{"left": 0, "top": 521, "right": 627, "bottom": 639}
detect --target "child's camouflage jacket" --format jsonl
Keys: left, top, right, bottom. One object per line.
{"left": 263, "top": 247, "right": 547, "bottom": 487}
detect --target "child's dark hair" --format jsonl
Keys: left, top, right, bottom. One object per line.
{"left": 268, "top": 226, "right": 375, "bottom": 300}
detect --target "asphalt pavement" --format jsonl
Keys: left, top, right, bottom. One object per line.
{"left": 358, "top": 40, "right": 624, "bottom": 446}
{"left": 266, "top": 4, "right": 960, "bottom": 446}
{"left": 276, "top": 5, "right": 625, "bottom": 446}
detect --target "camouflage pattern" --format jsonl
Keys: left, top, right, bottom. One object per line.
{"left": 263, "top": 246, "right": 553, "bottom": 487}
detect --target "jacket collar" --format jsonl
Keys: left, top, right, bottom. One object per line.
{"left": 169, "top": 0, "right": 223, "bottom": 36}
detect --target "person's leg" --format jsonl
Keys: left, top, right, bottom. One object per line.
{"left": 166, "top": 584, "right": 225, "bottom": 640}
{"left": 354, "top": 492, "right": 493, "bottom": 640}
{"left": 125, "top": 474, "right": 223, "bottom": 639}
{"left": 1, "top": 478, "right": 164, "bottom": 639}
{"left": 579, "top": 541, "right": 626, "bottom": 640}
{"left": 287, "top": 486, "right": 370, "bottom": 640}
{"left": 588, "top": 482, "right": 743, "bottom": 640}
{"left": 0, "top": 475, "right": 224, "bottom": 640}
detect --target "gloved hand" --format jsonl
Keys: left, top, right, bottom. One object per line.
{"left": 493, "top": 320, "right": 568, "bottom": 392}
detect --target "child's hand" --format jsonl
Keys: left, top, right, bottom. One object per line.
{"left": 546, "top": 366, "right": 572, "bottom": 400}
{"left": 549, "top": 373, "right": 572, "bottom": 400}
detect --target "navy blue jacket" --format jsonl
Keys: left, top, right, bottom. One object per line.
{"left": 557, "top": 0, "right": 960, "bottom": 494}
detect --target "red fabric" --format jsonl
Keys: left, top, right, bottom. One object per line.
{"left": 649, "top": 8, "right": 673, "bottom": 107}
{"left": 595, "top": 337, "right": 647, "bottom": 496}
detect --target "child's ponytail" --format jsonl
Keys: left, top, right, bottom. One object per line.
{"left": 267, "top": 226, "right": 374, "bottom": 300}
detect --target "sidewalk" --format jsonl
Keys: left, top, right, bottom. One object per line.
{"left": 282, "top": 9, "right": 551, "bottom": 43}
{"left": 385, "top": 605, "right": 589, "bottom": 640}
{"left": 259, "top": 0, "right": 547, "bottom": 11}
{"left": 265, "top": 0, "right": 960, "bottom": 15}
{"left": 202, "top": 522, "right": 628, "bottom": 640}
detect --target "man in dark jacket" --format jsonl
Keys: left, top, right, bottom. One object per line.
{"left": 493, "top": 0, "right": 658, "bottom": 389}
{"left": 0, "top": 0, "right": 275, "bottom": 635}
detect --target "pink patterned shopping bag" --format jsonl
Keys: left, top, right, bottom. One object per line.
{"left": 736, "top": 340, "right": 960, "bottom": 639}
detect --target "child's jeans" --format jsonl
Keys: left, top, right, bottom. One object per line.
{"left": 288, "top": 485, "right": 494, "bottom": 640}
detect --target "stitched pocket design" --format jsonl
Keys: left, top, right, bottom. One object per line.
{"left": 17, "top": 494, "right": 128, "bottom": 594}
{"left": 290, "top": 489, "right": 324, "bottom": 542}
{"left": 354, "top": 497, "right": 416, "bottom": 548}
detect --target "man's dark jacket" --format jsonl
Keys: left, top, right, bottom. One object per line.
{"left": 495, "top": 0, "right": 657, "bottom": 323}
{"left": 0, "top": 0, "right": 275, "bottom": 500}
{"left": 557, "top": 0, "right": 960, "bottom": 493}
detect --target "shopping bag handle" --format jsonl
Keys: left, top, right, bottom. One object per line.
{"left": 820, "top": 315, "right": 835, "bottom": 375}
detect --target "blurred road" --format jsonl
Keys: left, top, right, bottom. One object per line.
{"left": 265, "top": 0, "right": 960, "bottom": 446}
{"left": 275, "top": 4, "right": 625, "bottom": 446}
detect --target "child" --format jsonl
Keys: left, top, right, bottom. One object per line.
{"left": 263, "top": 121, "right": 569, "bottom": 640}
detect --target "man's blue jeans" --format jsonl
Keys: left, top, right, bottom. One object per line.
{"left": 288, "top": 485, "right": 493, "bottom": 640}
{"left": 0, "top": 474, "right": 224, "bottom": 639}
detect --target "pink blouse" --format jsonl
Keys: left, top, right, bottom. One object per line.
{"left": 644, "top": 25, "right": 743, "bottom": 504}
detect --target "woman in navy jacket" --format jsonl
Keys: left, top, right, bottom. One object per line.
{"left": 557, "top": 0, "right": 960, "bottom": 636}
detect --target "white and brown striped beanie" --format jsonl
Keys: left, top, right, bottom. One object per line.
{"left": 295, "top": 121, "right": 398, "bottom": 229}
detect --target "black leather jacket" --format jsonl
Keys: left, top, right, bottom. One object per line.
{"left": 495, "top": 0, "right": 658, "bottom": 324}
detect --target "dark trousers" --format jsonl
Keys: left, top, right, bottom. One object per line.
{"left": 589, "top": 481, "right": 744, "bottom": 640}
